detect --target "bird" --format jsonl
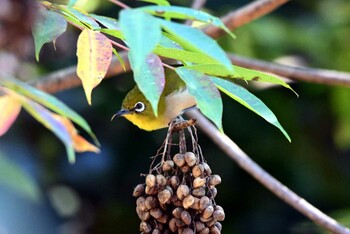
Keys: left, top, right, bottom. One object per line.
{"left": 112, "top": 69, "right": 196, "bottom": 131}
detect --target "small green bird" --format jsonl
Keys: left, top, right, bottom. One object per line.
{"left": 112, "top": 69, "right": 196, "bottom": 131}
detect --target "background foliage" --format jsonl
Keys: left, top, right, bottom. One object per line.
{"left": 1, "top": 0, "right": 350, "bottom": 233}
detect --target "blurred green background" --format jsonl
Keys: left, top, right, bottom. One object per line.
{"left": 1, "top": 0, "right": 350, "bottom": 233}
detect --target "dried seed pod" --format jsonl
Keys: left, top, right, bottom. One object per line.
{"left": 150, "top": 208, "right": 163, "bottom": 219}
{"left": 200, "top": 216, "right": 213, "bottom": 223}
{"left": 180, "top": 210, "right": 192, "bottom": 225}
{"left": 157, "top": 213, "right": 168, "bottom": 224}
{"left": 169, "top": 175, "right": 179, "bottom": 189}
{"left": 209, "top": 225, "right": 220, "bottom": 234}
{"left": 145, "top": 185, "right": 158, "bottom": 195}
{"left": 213, "top": 208, "right": 225, "bottom": 221}
{"left": 175, "top": 218, "right": 186, "bottom": 228}
{"left": 215, "top": 222, "right": 222, "bottom": 231}
{"left": 173, "top": 199, "right": 183, "bottom": 207}
{"left": 195, "top": 221, "right": 206, "bottom": 232}
{"left": 140, "top": 221, "right": 152, "bottom": 233}
{"left": 146, "top": 174, "right": 156, "bottom": 187}
{"left": 202, "top": 163, "right": 212, "bottom": 176}
{"left": 182, "top": 195, "right": 195, "bottom": 209}
{"left": 136, "top": 197, "right": 147, "bottom": 211}
{"left": 199, "top": 227, "right": 210, "bottom": 234}
{"left": 199, "top": 196, "right": 211, "bottom": 210}
{"left": 136, "top": 207, "right": 151, "bottom": 221}
{"left": 180, "top": 165, "right": 191, "bottom": 173}
{"left": 170, "top": 194, "right": 178, "bottom": 203}
{"left": 192, "top": 187, "right": 206, "bottom": 197}
{"left": 133, "top": 184, "right": 145, "bottom": 197}
{"left": 173, "top": 153, "right": 185, "bottom": 167}
{"left": 177, "top": 184, "right": 190, "bottom": 200}
{"left": 145, "top": 196, "right": 158, "bottom": 210}
{"left": 152, "top": 229, "right": 161, "bottom": 234}
{"left": 193, "top": 177, "right": 206, "bottom": 188}
{"left": 172, "top": 207, "right": 184, "bottom": 219}
{"left": 159, "top": 202, "right": 167, "bottom": 211}
{"left": 208, "top": 187, "right": 217, "bottom": 199}
{"left": 189, "top": 197, "right": 201, "bottom": 210}
{"left": 184, "top": 152, "right": 197, "bottom": 167}
{"left": 205, "top": 218, "right": 216, "bottom": 228}
{"left": 182, "top": 227, "right": 195, "bottom": 234}
{"left": 169, "top": 218, "right": 178, "bottom": 232}
{"left": 162, "top": 160, "right": 174, "bottom": 171}
{"left": 209, "top": 175, "right": 221, "bottom": 186}
{"left": 192, "top": 164, "right": 204, "bottom": 178}
{"left": 156, "top": 174, "right": 167, "bottom": 186}
{"left": 202, "top": 205, "right": 214, "bottom": 219}
{"left": 158, "top": 189, "right": 171, "bottom": 204}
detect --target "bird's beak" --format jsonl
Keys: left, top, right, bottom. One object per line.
{"left": 111, "top": 109, "right": 131, "bottom": 121}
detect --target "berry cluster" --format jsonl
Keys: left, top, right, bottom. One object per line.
{"left": 133, "top": 119, "right": 225, "bottom": 234}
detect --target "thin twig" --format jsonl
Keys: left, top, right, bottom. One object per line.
{"left": 204, "top": 0, "right": 290, "bottom": 39}
{"left": 186, "top": 109, "right": 350, "bottom": 234}
{"left": 109, "top": 0, "right": 130, "bottom": 9}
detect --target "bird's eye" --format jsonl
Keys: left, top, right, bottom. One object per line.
{"left": 134, "top": 102, "right": 145, "bottom": 113}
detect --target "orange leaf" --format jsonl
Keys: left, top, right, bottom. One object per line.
{"left": 0, "top": 92, "right": 21, "bottom": 136}
{"left": 52, "top": 114, "right": 100, "bottom": 153}
{"left": 76, "top": 29, "right": 113, "bottom": 105}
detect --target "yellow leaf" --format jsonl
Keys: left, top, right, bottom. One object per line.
{"left": 76, "top": 29, "right": 112, "bottom": 105}
{"left": 52, "top": 114, "right": 100, "bottom": 153}
{"left": 0, "top": 91, "right": 22, "bottom": 136}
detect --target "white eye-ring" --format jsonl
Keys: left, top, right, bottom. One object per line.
{"left": 134, "top": 102, "right": 145, "bottom": 113}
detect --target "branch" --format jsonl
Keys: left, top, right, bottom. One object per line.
{"left": 187, "top": 109, "right": 350, "bottom": 234}
{"left": 204, "top": 0, "right": 290, "bottom": 39}
{"left": 229, "top": 54, "right": 350, "bottom": 86}
{"left": 185, "top": 0, "right": 207, "bottom": 25}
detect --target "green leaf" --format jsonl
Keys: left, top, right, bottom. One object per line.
{"left": 90, "top": 14, "right": 119, "bottom": 30}
{"left": 21, "top": 99, "right": 76, "bottom": 163}
{"left": 66, "top": 7, "right": 100, "bottom": 29}
{"left": 140, "top": 5, "right": 235, "bottom": 39}
{"left": 175, "top": 67, "right": 223, "bottom": 131}
{"left": 129, "top": 53, "right": 165, "bottom": 116}
{"left": 0, "top": 77, "right": 99, "bottom": 146}
{"left": 32, "top": 7, "right": 67, "bottom": 61}
{"left": 68, "top": 0, "right": 78, "bottom": 7}
{"left": 139, "top": 0, "right": 170, "bottom": 6}
{"left": 0, "top": 151, "right": 41, "bottom": 202}
{"left": 119, "top": 9, "right": 162, "bottom": 70}
{"left": 99, "top": 28, "right": 124, "bottom": 40}
{"left": 112, "top": 48, "right": 126, "bottom": 71}
{"left": 186, "top": 63, "right": 296, "bottom": 93}
{"left": 160, "top": 20, "right": 233, "bottom": 71}
{"left": 211, "top": 77, "right": 291, "bottom": 142}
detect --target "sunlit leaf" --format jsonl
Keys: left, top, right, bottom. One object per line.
{"left": 175, "top": 67, "right": 223, "bottom": 131}
{"left": 76, "top": 29, "right": 113, "bottom": 105}
{"left": 90, "top": 14, "right": 119, "bottom": 30}
{"left": 66, "top": 7, "right": 100, "bottom": 29}
{"left": 0, "top": 91, "right": 21, "bottom": 136}
{"left": 0, "top": 151, "right": 41, "bottom": 202}
{"left": 52, "top": 115, "right": 100, "bottom": 153}
{"left": 99, "top": 28, "right": 124, "bottom": 40}
{"left": 20, "top": 98, "right": 76, "bottom": 163}
{"left": 211, "top": 77, "right": 291, "bottom": 141}
{"left": 139, "top": 0, "right": 170, "bottom": 6}
{"left": 112, "top": 48, "right": 126, "bottom": 71}
{"left": 186, "top": 63, "right": 296, "bottom": 93}
{"left": 119, "top": 9, "right": 162, "bottom": 70}
{"left": 32, "top": 7, "right": 67, "bottom": 61}
{"left": 160, "top": 20, "right": 233, "bottom": 71}
{"left": 129, "top": 53, "right": 165, "bottom": 116}
{"left": 141, "top": 5, "right": 235, "bottom": 39}
{"left": 0, "top": 76, "right": 99, "bottom": 146}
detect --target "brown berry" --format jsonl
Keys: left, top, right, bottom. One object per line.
{"left": 195, "top": 221, "right": 206, "bottom": 232}
{"left": 157, "top": 213, "right": 168, "bottom": 224}
{"left": 203, "top": 163, "right": 212, "bottom": 175}
{"left": 146, "top": 174, "right": 156, "bottom": 187}
{"left": 193, "top": 177, "right": 206, "bottom": 188}
{"left": 152, "top": 229, "right": 161, "bottom": 234}
{"left": 169, "top": 218, "right": 178, "bottom": 232}
{"left": 207, "top": 187, "right": 217, "bottom": 198}
{"left": 192, "top": 187, "right": 206, "bottom": 197}
{"left": 184, "top": 152, "right": 197, "bottom": 167}
{"left": 173, "top": 153, "right": 185, "bottom": 167}
{"left": 145, "top": 185, "right": 158, "bottom": 195}
{"left": 139, "top": 221, "right": 152, "bottom": 233}
{"left": 180, "top": 210, "right": 192, "bottom": 225}
{"left": 199, "top": 196, "right": 211, "bottom": 210}
{"left": 202, "top": 205, "right": 214, "bottom": 219}
{"left": 133, "top": 184, "right": 145, "bottom": 197}
{"left": 192, "top": 164, "right": 204, "bottom": 178}
{"left": 209, "top": 225, "right": 220, "bottom": 234}
{"left": 172, "top": 207, "right": 184, "bottom": 219}
{"left": 182, "top": 228, "right": 194, "bottom": 234}
{"left": 177, "top": 184, "right": 190, "bottom": 200}
{"left": 158, "top": 189, "right": 171, "bottom": 204}
{"left": 136, "top": 207, "right": 150, "bottom": 221}
{"left": 145, "top": 196, "right": 158, "bottom": 210}
{"left": 209, "top": 175, "right": 221, "bottom": 186}
{"left": 181, "top": 165, "right": 191, "bottom": 173}
{"left": 136, "top": 197, "right": 147, "bottom": 211}
{"left": 183, "top": 195, "right": 195, "bottom": 209}
{"left": 215, "top": 222, "right": 222, "bottom": 231}
{"left": 189, "top": 197, "right": 200, "bottom": 210}
{"left": 156, "top": 174, "right": 167, "bottom": 186}
{"left": 162, "top": 160, "right": 174, "bottom": 171}
{"left": 169, "top": 175, "right": 179, "bottom": 190}
{"left": 213, "top": 207, "right": 225, "bottom": 221}
{"left": 150, "top": 207, "right": 163, "bottom": 219}
{"left": 199, "top": 227, "right": 210, "bottom": 234}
